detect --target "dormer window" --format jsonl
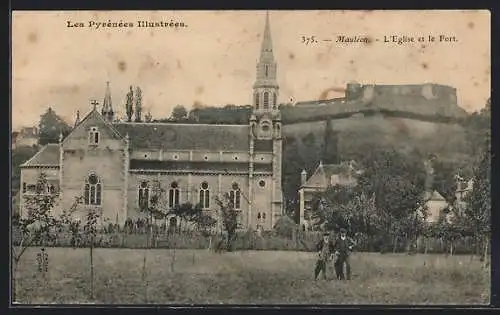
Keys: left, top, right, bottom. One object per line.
{"left": 89, "top": 127, "right": 100, "bottom": 146}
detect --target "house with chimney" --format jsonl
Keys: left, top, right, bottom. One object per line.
{"left": 298, "top": 160, "right": 360, "bottom": 230}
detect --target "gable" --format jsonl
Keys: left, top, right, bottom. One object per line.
{"left": 303, "top": 165, "right": 327, "bottom": 189}
{"left": 62, "top": 110, "right": 124, "bottom": 149}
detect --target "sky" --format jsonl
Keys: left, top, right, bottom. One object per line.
{"left": 12, "top": 10, "right": 490, "bottom": 130}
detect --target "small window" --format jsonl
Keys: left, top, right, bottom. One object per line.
{"left": 262, "top": 213, "right": 266, "bottom": 220}
{"left": 263, "top": 92, "right": 269, "bottom": 109}
{"left": 273, "top": 92, "right": 277, "bottom": 109}
{"left": 262, "top": 125, "right": 270, "bottom": 132}
{"left": 204, "top": 156, "right": 208, "bottom": 160}
{"left": 234, "top": 156, "right": 238, "bottom": 161}
{"left": 22, "top": 183, "right": 26, "bottom": 193}
{"left": 144, "top": 154, "right": 148, "bottom": 158}
{"left": 254, "top": 92, "right": 260, "bottom": 109}
{"left": 89, "top": 127, "right": 100, "bottom": 146}
{"left": 259, "top": 180, "right": 266, "bottom": 188}
{"left": 257, "top": 213, "right": 261, "bottom": 219}
{"left": 173, "top": 155, "right": 179, "bottom": 160}
{"left": 265, "top": 65, "right": 269, "bottom": 77}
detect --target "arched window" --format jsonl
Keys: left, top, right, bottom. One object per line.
{"left": 199, "top": 181, "right": 210, "bottom": 209}
{"left": 168, "top": 181, "right": 180, "bottom": 208}
{"left": 138, "top": 181, "right": 150, "bottom": 209}
{"left": 84, "top": 173, "right": 102, "bottom": 205}
{"left": 263, "top": 92, "right": 269, "bottom": 109}
{"left": 265, "top": 65, "right": 269, "bottom": 77}
{"left": 229, "top": 183, "right": 241, "bottom": 210}
{"left": 254, "top": 92, "right": 260, "bottom": 109}
{"left": 89, "top": 126, "right": 100, "bottom": 146}
{"left": 272, "top": 92, "right": 277, "bottom": 109}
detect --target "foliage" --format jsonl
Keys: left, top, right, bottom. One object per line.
{"left": 464, "top": 130, "right": 491, "bottom": 260}
{"left": 38, "top": 107, "right": 71, "bottom": 145}
{"left": 273, "top": 216, "right": 298, "bottom": 238}
{"left": 135, "top": 87, "right": 143, "bottom": 122}
{"left": 171, "top": 105, "right": 188, "bottom": 121}
{"left": 281, "top": 137, "right": 304, "bottom": 220}
{"left": 215, "top": 193, "right": 238, "bottom": 251}
{"left": 357, "top": 148, "right": 427, "bottom": 234}
{"left": 12, "top": 172, "right": 60, "bottom": 301}
{"left": 322, "top": 119, "right": 340, "bottom": 164}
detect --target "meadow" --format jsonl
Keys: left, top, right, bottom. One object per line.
{"left": 13, "top": 247, "right": 490, "bottom": 305}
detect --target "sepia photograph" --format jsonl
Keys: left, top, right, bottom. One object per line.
{"left": 11, "top": 10, "right": 491, "bottom": 305}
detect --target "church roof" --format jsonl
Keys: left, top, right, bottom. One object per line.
{"left": 21, "top": 143, "right": 60, "bottom": 168}
{"left": 113, "top": 122, "right": 250, "bottom": 151}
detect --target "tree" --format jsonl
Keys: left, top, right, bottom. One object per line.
{"left": 356, "top": 148, "right": 428, "bottom": 250}
{"left": 464, "top": 130, "right": 490, "bottom": 265}
{"left": 83, "top": 208, "right": 100, "bottom": 300}
{"left": 12, "top": 173, "right": 60, "bottom": 302}
{"left": 281, "top": 137, "right": 305, "bottom": 221}
{"left": 215, "top": 193, "right": 238, "bottom": 251}
{"left": 171, "top": 105, "right": 188, "bottom": 121}
{"left": 322, "top": 119, "right": 340, "bottom": 164}
{"left": 38, "top": 107, "right": 71, "bottom": 145}
{"left": 125, "top": 86, "right": 134, "bottom": 122}
{"left": 135, "top": 86, "right": 143, "bottom": 122}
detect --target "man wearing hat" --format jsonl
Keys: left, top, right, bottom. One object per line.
{"left": 314, "top": 232, "right": 335, "bottom": 280}
{"left": 333, "top": 228, "right": 356, "bottom": 280}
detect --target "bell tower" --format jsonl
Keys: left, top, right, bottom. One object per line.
{"left": 249, "top": 11, "right": 283, "bottom": 229}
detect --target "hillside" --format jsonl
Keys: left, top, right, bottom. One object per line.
{"left": 284, "top": 114, "right": 470, "bottom": 163}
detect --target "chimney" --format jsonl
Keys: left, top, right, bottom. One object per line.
{"left": 301, "top": 169, "right": 307, "bottom": 186}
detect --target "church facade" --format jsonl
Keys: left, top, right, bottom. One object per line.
{"left": 19, "top": 13, "right": 283, "bottom": 231}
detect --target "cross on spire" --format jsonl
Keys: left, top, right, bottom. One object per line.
{"left": 90, "top": 99, "right": 99, "bottom": 110}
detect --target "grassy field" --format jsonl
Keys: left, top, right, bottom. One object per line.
{"left": 13, "top": 247, "right": 490, "bottom": 305}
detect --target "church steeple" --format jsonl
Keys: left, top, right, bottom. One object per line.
{"left": 253, "top": 11, "right": 279, "bottom": 113}
{"left": 101, "top": 81, "right": 115, "bottom": 122}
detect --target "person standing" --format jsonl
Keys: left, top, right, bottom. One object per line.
{"left": 333, "top": 228, "right": 356, "bottom": 280}
{"left": 314, "top": 232, "right": 334, "bottom": 280}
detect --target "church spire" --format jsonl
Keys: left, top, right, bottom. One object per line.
{"left": 252, "top": 11, "right": 279, "bottom": 113}
{"left": 101, "top": 81, "right": 115, "bottom": 122}
{"left": 260, "top": 10, "right": 274, "bottom": 62}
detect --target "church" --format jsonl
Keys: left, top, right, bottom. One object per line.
{"left": 19, "top": 13, "right": 284, "bottom": 231}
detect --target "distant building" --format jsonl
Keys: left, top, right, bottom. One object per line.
{"left": 298, "top": 160, "right": 360, "bottom": 229}
{"left": 420, "top": 190, "right": 448, "bottom": 223}
{"left": 13, "top": 127, "right": 39, "bottom": 148}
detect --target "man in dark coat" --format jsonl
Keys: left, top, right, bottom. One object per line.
{"left": 333, "top": 228, "right": 356, "bottom": 280}
{"left": 314, "top": 232, "right": 335, "bottom": 280}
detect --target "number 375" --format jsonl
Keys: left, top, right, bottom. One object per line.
{"left": 302, "top": 36, "right": 318, "bottom": 45}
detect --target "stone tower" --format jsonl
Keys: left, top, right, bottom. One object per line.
{"left": 249, "top": 11, "right": 283, "bottom": 228}
{"left": 101, "top": 81, "right": 115, "bottom": 122}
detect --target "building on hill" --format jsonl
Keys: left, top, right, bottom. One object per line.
{"left": 286, "top": 82, "right": 468, "bottom": 125}
{"left": 19, "top": 12, "right": 284, "bottom": 231}
{"left": 298, "top": 160, "right": 360, "bottom": 230}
